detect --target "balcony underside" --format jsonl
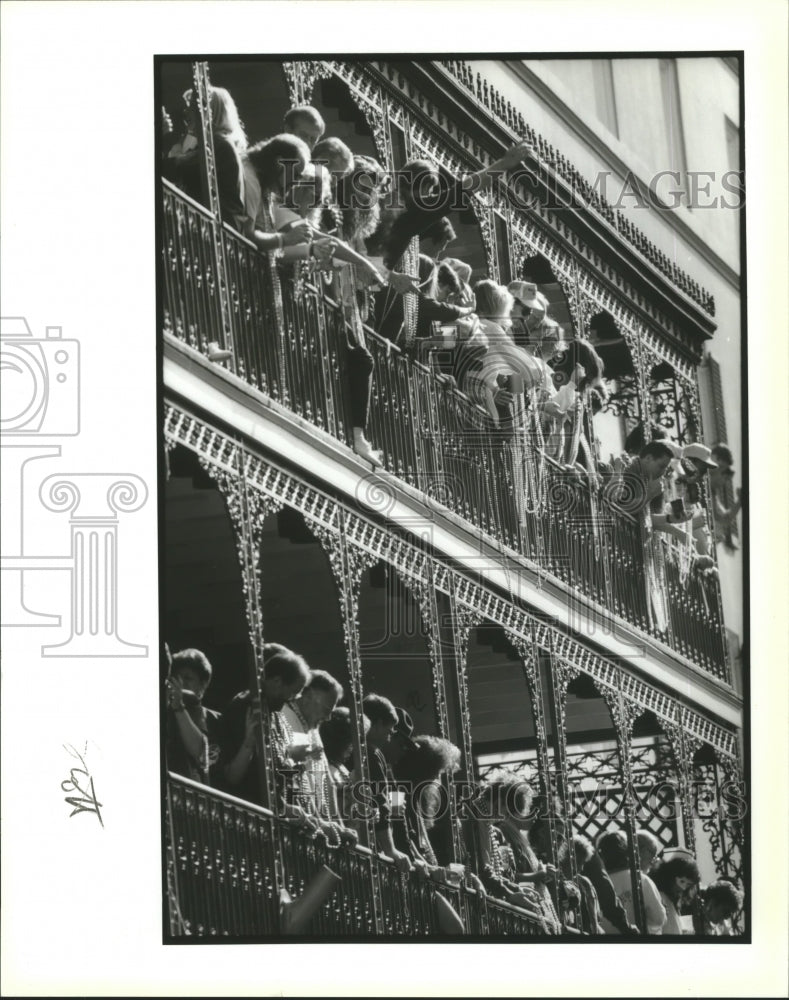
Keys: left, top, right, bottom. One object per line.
{"left": 164, "top": 344, "right": 740, "bottom": 731}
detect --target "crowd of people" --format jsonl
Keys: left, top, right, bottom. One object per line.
{"left": 164, "top": 641, "right": 744, "bottom": 936}
{"left": 162, "top": 85, "right": 742, "bottom": 578}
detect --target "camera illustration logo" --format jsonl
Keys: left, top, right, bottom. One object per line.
{"left": 1, "top": 316, "right": 148, "bottom": 657}
{"left": 0, "top": 318, "right": 80, "bottom": 435}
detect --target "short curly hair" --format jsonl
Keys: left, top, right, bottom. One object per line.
{"left": 480, "top": 768, "right": 535, "bottom": 820}
{"left": 395, "top": 735, "right": 460, "bottom": 784}
{"left": 704, "top": 879, "right": 743, "bottom": 917}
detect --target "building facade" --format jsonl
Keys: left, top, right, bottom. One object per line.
{"left": 160, "top": 56, "right": 746, "bottom": 938}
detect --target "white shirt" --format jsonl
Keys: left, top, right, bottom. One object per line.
{"left": 600, "top": 869, "right": 666, "bottom": 934}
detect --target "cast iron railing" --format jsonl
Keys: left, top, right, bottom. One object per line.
{"left": 166, "top": 773, "right": 547, "bottom": 938}
{"left": 161, "top": 180, "right": 729, "bottom": 680}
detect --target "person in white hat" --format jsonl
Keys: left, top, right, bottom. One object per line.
{"left": 653, "top": 441, "right": 718, "bottom": 569}
{"left": 459, "top": 279, "right": 543, "bottom": 428}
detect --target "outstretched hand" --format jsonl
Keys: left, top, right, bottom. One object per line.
{"left": 281, "top": 221, "right": 312, "bottom": 247}
{"left": 388, "top": 271, "right": 419, "bottom": 295}
{"left": 498, "top": 140, "right": 534, "bottom": 170}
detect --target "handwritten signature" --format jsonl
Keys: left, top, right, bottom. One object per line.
{"left": 62, "top": 742, "right": 104, "bottom": 827}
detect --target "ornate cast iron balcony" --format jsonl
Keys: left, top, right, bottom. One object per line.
{"left": 437, "top": 59, "right": 716, "bottom": 317}
{"left": 161, "top": 180, "right": 729, "bottom": 682}
{"left": 166, "top": 773, "right": 548, "bottom": 938}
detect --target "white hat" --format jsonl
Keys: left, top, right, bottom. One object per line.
{"left": 508, "top": 280, "right": 544, "bottom": 311}
{"left": 682, "top": 443, "right": 717, "bottom": 468}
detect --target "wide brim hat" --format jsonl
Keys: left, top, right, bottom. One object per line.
{"left": 393, "top": 707, "right": 418, "bottom": 750}
{"left": 508, "top": 280, "right": 544, "bottom": 311}
{"left": 682, "top": 443, "right": 717, "bottom": 468}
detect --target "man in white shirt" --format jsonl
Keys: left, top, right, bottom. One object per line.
{"left": 282, "top": 669, "right": 343, "bottom": 820}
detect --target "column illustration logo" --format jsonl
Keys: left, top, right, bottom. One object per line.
{"left": 1, "top": 317, "right": 148, "bottom": 656}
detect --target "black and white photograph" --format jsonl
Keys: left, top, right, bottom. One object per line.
{"left": 1, "top": 2, "right": 787, "bottom": 996}
{"left": 160, "top": 54, "right": 747, "bottom": 940}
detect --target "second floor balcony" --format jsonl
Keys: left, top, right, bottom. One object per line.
{"left": 162, "top": 179, "right": 730, "bottom": 683}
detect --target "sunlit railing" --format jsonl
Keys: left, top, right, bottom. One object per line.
{"left": 166, "top": 774, "right": 546, "bottom": 937}
{"left": 161, "top": 180, "right": 729, "bottom": 680}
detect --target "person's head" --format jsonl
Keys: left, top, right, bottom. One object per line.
{"left": 703, "top": 880, "right": 743, "bottom": 925}
{"left": 711, "top": 444, "right": 734, "bottom": 475}
{"left": 570, "top": 833, "right": 595, "bottom": 871}
{"left": 208, "top": 86, "right": 247, "bottom": 150}
{"left": 624, "top": 422, "right": 668, "bottom": 456}
{"left": 283, "top": 105, "right": 326, "bottom": 150}
{"left": 382, "top": 706, "right": 419, "bottom": 766}
{"left": 311, "top": 137, "right": 354, "bottom": 183}
{"left": 335, "top": 154, "right": 389, "bottom": 240}
{"left": 651, "top": 852, "right": 701, "bottom": 903}
{"left": 596, "top": 830, "right": 630, "bottom": 874}
{"left": 171, "top": 648, "right": 212, "bottom": 700}
{"left": 639, "top": 440, "right": 675, "bottom": 481}
{"left": 394, "top": 734, "right": 458, "bottom": 784}
{"left": 444, "top": 257, "right": 472, "bottom": 286}
{"left": 480, "top": 769, "right": 535, "bottom": 825}
{"left": 474, "top": 279, "right": 514, "bottom": 323}
{"left": 399, "top": 158, "right": 441, "bottom": 209}
{"left": 508, "top": 281, "right": 548, "bottom": 331}
{"left": 681, "top": 442, "right": 718, "bottom": 478}
{"left": 394, "top": 735, "right": 460, "bottom": 828}
{"left": 261, "top": 642, "right": 310, "bottom": 711}
{"left": 320, "top": 706, "right": 366, "bottom": 767}
{"left": 549, "top": 338, "right": 605, "bottom": 394}
{"left": 247, "top": 134, "right": 311, "bottom": 199}
{"left": 710, "top": 444, "right": 735, "bottom": 490}
{"left": 435, "top": 261, "right": 462, "bottom": 303}
{"left": 285, "top": 163, "right": 331, "bottom": 224}
{"left": 362, "top": 693, "right": 398, "bottom": 748}
{"left": 636, "top": 829, "right": 662, "bottom": 873}
{"left": 533, "top": 316, "right": 563, "bottom": 351}
{"left": 182, "top": 87, "right": 246, "bottom": 150}
{"left": 295, "top": 669, "right": 343, "bottom": 728}
{"left": 529, "top": 814, "right": 567, "bottom": 861}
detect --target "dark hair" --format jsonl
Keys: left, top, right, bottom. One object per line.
{"left": 571, "top": 833, "right": 595, "bottom": 868}
{"left": 437, "top": 262, "right": 461, "bottom": 294}
{"left": 711, "top": 444, "right": 734, "bottom": 467}
{"left": 283, "top": 105, "right": 325, "bottom": 133}
{"left": 336, "top": 154, "right": 388, "bottom": 202}
{"left": 171, "top": 648, "right": 212, "bottom": 684}
{"left": 362, "top": 693, "right": 398, "bottom": 726}
{"left": 247, "top": 134, "right": 310, "bottom": 195}
{"left": 549, "top": 338, "right": 606, "bottom": 394}
{"left": 303, "top": 669, "right": 343, "bottom": 702}
{"left": 639, "top": 440, "right": 674, "bottom": 462}
{"left": 624, "top": 422, "right": 668, "bottom": 455}
{"left": 394, "top": 735, "right": 460, "bottom": 784}
{"left": 262, "top": 642, "right": 310, "bottom": 686}
{"left": 529, "top": 814, "right": 567, "bottom": 864}
{"left": 320, "top": 706, "right": 354, "bottom": 764}
{"left": 596, "top": 830, "right": 630, "bottom": 873}
{"left": 399, "top": 158, "right": 439, "bottom": 199}
{"left": 311, "top": 136, "right": 353, "bottom": 177}
{"left": 651, "top": 854, "right": 700, "bottom": 898}
{"left": 704, "top": 879, "right": 743, "bottom": 916}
